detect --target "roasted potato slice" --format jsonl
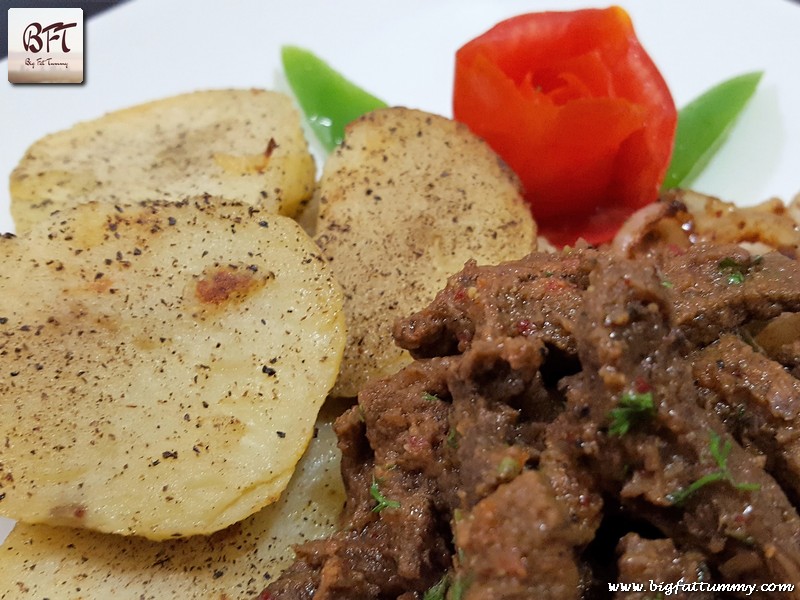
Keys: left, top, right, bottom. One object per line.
{"left": 0, "top": 197, "right": 345, "bottom": 539}
{"left": 10, "top": 89, "right": 316, "bottom": 233}
{"left": 315, "top": 108, "right": 537, "bottom": 398}
{"left": 0, "top": 403, "right": 345, "bottom": 600}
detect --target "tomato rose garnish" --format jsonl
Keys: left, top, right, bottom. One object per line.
{"left": 453, "top": 7, "right": 677, "bottom": 246}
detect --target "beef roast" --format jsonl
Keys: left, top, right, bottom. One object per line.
{"left": 261, "top": 242, "right": 800, "bottom": 600}
{"left": 615, "top": 533, "right": 715, "bottom": 600}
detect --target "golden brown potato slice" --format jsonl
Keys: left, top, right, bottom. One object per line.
{"left": 10, "top": 89, "right": 316, "bottom": 233}
{"left": 315, "top": 107, "right": 537, "bottom": 398}
{"left": 0, "top": 403, "right": 344, "bottom": 600}
{"left": 0, "top": 197, "right": 345, "bottom": 540}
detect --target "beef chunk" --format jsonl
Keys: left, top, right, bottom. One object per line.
{"left": 393, "top": 249, "right": 597, "bottom": 360}
{"left": 616, "top": 533, "right": 714, "bottom": 600}
{"left": 567, "top": 252, "right": 800, "bottom": 589}
{"left": 453, "top": 470, "right": 585, "bottom": 600}
{"left": 693, "top": 335, "right": 800, "bottom": 501}
{"left": 659, "top": 244, "right": 800, "bottom": 345}
{"left": 263, "top": 243, "right": 800, "bottom": 600}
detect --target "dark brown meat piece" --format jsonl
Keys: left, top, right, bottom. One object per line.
{"left": 262, "top": 243, "right": 800, "bottom": 600}
{"left": 565, "top": 253, "right": 800, "bottom": 593}
{"left": 265, "top": 359, "right": 455, "bottom": 600}
{"left": 753, "top": 313, "right": 800, "bottom": 377}
{"left": 396, "top": 244, "right": 800, "bottom": 357}
{"left": 692, "top": 335, "right": 800, "bottom": 501}
{"left": 265, "top": 303, "right": 588, "bottom": 599}
{"left": 660, "top": 244, "right": 800, "bottom": 345}
{"left": 453, "top": 470, "right": 584, "bottom": 600}
{"left": 394, "top": 249, "right": 597, "bottom": 360}
{"left": 615, "top": 533, "right": 714, "bottom": 600}
{"left": 768, "top": 339, "right": 800, "bottom": 378}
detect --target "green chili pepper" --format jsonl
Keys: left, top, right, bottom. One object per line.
{"left": 662, "top": 71, "right": 763, "bottom": 190}
{"left": 281, "top": 45, "right": 387, "bottom": 152}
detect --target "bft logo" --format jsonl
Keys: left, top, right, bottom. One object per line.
{"left": 23, "top": 21, "right": 78, "bottom": 54}
{"left": 8, "top": 7, "right": 84, "bottom": 83}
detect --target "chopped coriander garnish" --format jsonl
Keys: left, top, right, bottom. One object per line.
{"left": 423, "top": 574, "right": 450, "bottom": 600}
{"left": 456, "top": 547, "right": 467, "bottom": 566}
{"left": 667, "top": 431, "right": 760, "bottom": 506}
{"left": 726, "top": 270, "right": 746, "bottom": 285}
{"left": 422, "top": 392, "right": 440, "bottom": 402}
{"left": 660, "top": 280, "right": 674, "bottom": 289}
{"left": 497, "top": 456, "right": 522, "bottom": 479}
{"left": 718, "top": 256, "right": 761, "bottom": 285}
{"left": 370, "top": 476, "right": 400, "bottom": 512}
{"left": 608, "top": 391, "right": 655, "bottom": 437}
{"left": 446, "top": 426, "right": 459, "bottom": 449}
{"left": 447, "top": 573, "right": 473, "bottom": 600}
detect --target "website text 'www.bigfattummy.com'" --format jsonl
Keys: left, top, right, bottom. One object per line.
{"left": 609, "top": 579, "right": 796, "bottom": 596}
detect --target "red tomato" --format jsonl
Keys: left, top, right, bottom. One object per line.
{"left": 453, "top": 7, "right": 677, "bottom": 246}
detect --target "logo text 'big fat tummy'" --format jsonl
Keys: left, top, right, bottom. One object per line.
{"left": 8, "top": 8, "right": 84, "bottom": 84}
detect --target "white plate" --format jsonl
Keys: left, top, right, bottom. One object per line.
{"left": 1, "top": 0, "right": 799, "bottom": 543}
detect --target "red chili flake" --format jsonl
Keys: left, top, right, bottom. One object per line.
{"left": 633, "top": 377, "right": 652, "bottom": 394}
{"left": 545, "top": 278, "right": 568, "bottom": 292}
{"left": 516, "top": 319, "right": 534, "bottom": 336}
{"left": 456, "top": 329, "right": 473, "bottom": 344}
{"left": 667, "top": 243, "right": 687, "bottom": 256}
{"left": 403, "top": 435, "right": 430, "bottom": 455}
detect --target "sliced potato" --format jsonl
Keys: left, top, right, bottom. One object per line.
{"left": 10, "top": 89, "right": 316, "bottom": 233}
{"left": 315, "top": 107, "right": 537, "bottom": 397}
{"left": 0, "top": 198, "right": 345, "bottom": 539}
{"left": 0, "top": 404, "right": 345, "bottom": 600}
